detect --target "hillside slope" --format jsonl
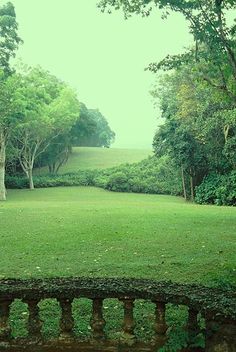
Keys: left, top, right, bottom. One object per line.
{"left": 39, "top": 147, "right": 152, "bottom": 174}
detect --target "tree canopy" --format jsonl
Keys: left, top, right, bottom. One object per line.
{"left": 0, "top": 2, "right": 115, "bottom": 199}
{"left": 98, "top": 0, "right": 236, "bottom": 203}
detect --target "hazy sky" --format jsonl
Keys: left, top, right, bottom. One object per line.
{"left": 9, "top": 0, "right": 192, "bottom": 148}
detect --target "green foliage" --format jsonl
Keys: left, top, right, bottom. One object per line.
{"left": 159, "top": 329, "right": 188, "bottom": 352}
{"left": 96, "top": 156, "right": 182, "bottom": 195}
{"left": 0, "top": 2, "right": 22, "bottom": 75}
{"left": 7, "top": 155, "right": 181, "bottom": 196}
{"left": 99, "top": 0, "right": 236, "bottom": 206}
{"left": 5, "top": 170, "right": 96, "bottom": 189}
{"left": 152, "top": 64, "right": 236, "bottom": 202}
{"left": 35, "top": 103, "right": 115, "bottom": 175}
{"left": 12, "top": 66, "right": 81, "bottom": 186}
{"left": 98, "top": 1, "right": 236, "bottom": 99}
{"left": 195, "top": 171, "right": 236, "bottom": 206}
{"left": 72, "top": 106, "right": 115, "bottom": 148}
{"left": 71, "top": 102, "right": 97, "bottom": 146}
{"left": 106, "top": 171, "right": 129, "bottom": 192}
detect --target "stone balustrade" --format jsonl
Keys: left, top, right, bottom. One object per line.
{"left": 0, "top": 278, "right": 235, "bottom": 352}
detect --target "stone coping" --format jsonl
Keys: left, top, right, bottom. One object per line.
{"left": 0, "top": 277, "right": 235, "bottom": 320}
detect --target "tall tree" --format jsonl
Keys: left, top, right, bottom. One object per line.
{"left": 98, "top": 0, "right": 236, "bottom": 97}
{"left": 14, "top": 68, "right": 80, "bottom": 189}
{"left": 0, "top": 2, "right": 22, "bottom": 200}
{"left": 152, "top": 64, "right": 235, "bottom": 199}
{"left": 0, "top": 72, "right": 23, "bottom": 200}
{"left": 71, "top": 102, "right": 97, "bottom": 146}
{"left": 0, "top": 2, "right": 22, "bottom": 75}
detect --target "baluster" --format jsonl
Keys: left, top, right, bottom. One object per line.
{"left": 59, "top": 299, "right": 74, "bottom": 340}
{"left": 27, "top": 300, "right": 41, "bottom": 340}
{"left": 0, "top": 300, "right": 11, "bottom": 340}
{"left": 152, "top": 301, "right": 168, "bottom": 346}
{"left": 186, "top": 308, "right": 199, "bottom": 340}
{"left": 120, "top": 297, "right": 136, "bottom": 342}
{"left": 90, "top": 298, "right": 105, "bottom": 340}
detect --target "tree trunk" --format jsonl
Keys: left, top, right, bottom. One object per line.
{"left": 181, "top": 165, "right": 187, "bottom": 201}
{"left": 0, "top": 135, "right": 6, "bottom": 201}
{"left": 28, "top": 168, "right": 34, "bottom": 190}
{"left": 190, "top": 175, "right": 194, "bottom": 202}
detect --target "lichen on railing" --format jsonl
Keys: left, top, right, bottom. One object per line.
{"left": 0, "top": 278, "right": 235, "bottom": 351}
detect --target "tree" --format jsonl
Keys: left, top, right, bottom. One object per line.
{"left": 99, "top": 0, "right": 236, "bottom": 201}
{"left": 0, "top": 2, "right": 22, "bottom": 75}
{"left": 152, "top": 63, "right": 236, "bottom": 199}
{"left": 0, "top": 73, "right": 23, "bottom": 200}
{"left": 72, "top": 105, "right": 115, "bottom": 147}
{"left": 39, "top": 133, "right": 73, "bottom": 174}
{"left": 70, "top": 102, "right": 97, "bottom": 146}
{"left": 0, "top": 2, "right": 22, "bottom": 200}
{"left": 13, "top": 68, "right": 80, "bottom": 189}
{"left": 98, "top": 1, "right": 236, "bottom": 98}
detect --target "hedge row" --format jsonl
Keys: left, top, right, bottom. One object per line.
{"left": 6, "top": 159, "right": 236, "bottom": 205}
{"left": 6, "top": 156, "right": 182, "bottom": 196}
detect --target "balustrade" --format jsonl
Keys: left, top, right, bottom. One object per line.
{"left": 59, "top": 298, "right": 74, "bottom": 340}
{"left": 152, "top": 301, "right": 168, "bottom": 348}
{"left": 0, "top": 300, "right": 11, "bottom": 341}
{"left": 0, "top": 278, "right": 235, "bottom": 352}
{"left": 90, "top": 298, "right": 106, "bottom": 340}
{"left": 26, "top": 299, "right": 41, "bottom": 340}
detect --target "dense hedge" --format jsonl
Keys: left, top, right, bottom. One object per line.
{"left": 94, "top": 156, "right": 182, "bottom": 195}
{"left": 195, "top": 171, "right": 236, "bottom": 206}
{"left": 6, "top": 156, "right": 182, "bottom": 196}
{"left": 6, "top": 159, "right": 236, "bottom": 205}
{"left": 5, "top": 170, "right": 96, "bottom": 189}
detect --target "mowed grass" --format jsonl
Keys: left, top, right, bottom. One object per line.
{"left": 37, "top": 147, "right": 152, "bottom": 174}
{"left": 1, "top": 186, "right": 235, "bottom": 286}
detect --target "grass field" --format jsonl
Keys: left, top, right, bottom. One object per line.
{"left": 2, "top": 186, "right": 235, "bottom": 347}
{"left": 1, "top": 186, "right": 235, "bottom": 287}
{"left": 37, "top": 147, "right": 152, "bottom": 174}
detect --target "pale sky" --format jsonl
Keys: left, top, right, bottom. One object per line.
{"left": 8, "top": 0, "right": 192, "bottom": 148}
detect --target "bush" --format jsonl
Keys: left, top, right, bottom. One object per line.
{"left": 195, "top": 171, "right": 236, "bottom": 206}
{"left": 5, "top": 175, "right": 28, "bottom": 189}
{"left": 106, "top": 172, "right": 130, "bottom": 192}
{"left": 6, "top": 156, "right": 183, "bottom": 197}
{"left": 96, "top": 156, "right": 182, "bottom": 195}
{"left": 93, "top": 175, "right": 108, "bottom": 188}
{"left": 5, "top": 170, "right": 97, "bottom": 189}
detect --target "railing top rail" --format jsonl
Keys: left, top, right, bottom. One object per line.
{"left": 0, "top": 277, "right": 235, "bottom": 320}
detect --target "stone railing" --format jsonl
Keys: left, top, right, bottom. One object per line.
{"left": 0, "top": 278, "right": 235, "bottom": 352}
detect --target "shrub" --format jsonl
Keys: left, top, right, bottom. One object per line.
{"left": 5, "top": 175, "right": 28, "bottom": 189}
{"left": 93, "top": 175, "right": 109, "bottom": 188}
{"left": 5, "top": 170, "right": 97, "bottom": 189}
{"left": 6, "top": 156, "right": 183, "bottom": 197}
{"left": 195, "top": 171, "right": 236, "bottom": 206}
{"left": 106, "top": 172, "right": 130, "bottom": 192}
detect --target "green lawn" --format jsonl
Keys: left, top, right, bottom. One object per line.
{"left": 1, "top": 186, "right": 235, "bottom": 287}
{"left": 37, "top": 147, "right": 152, "bottom": 174}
